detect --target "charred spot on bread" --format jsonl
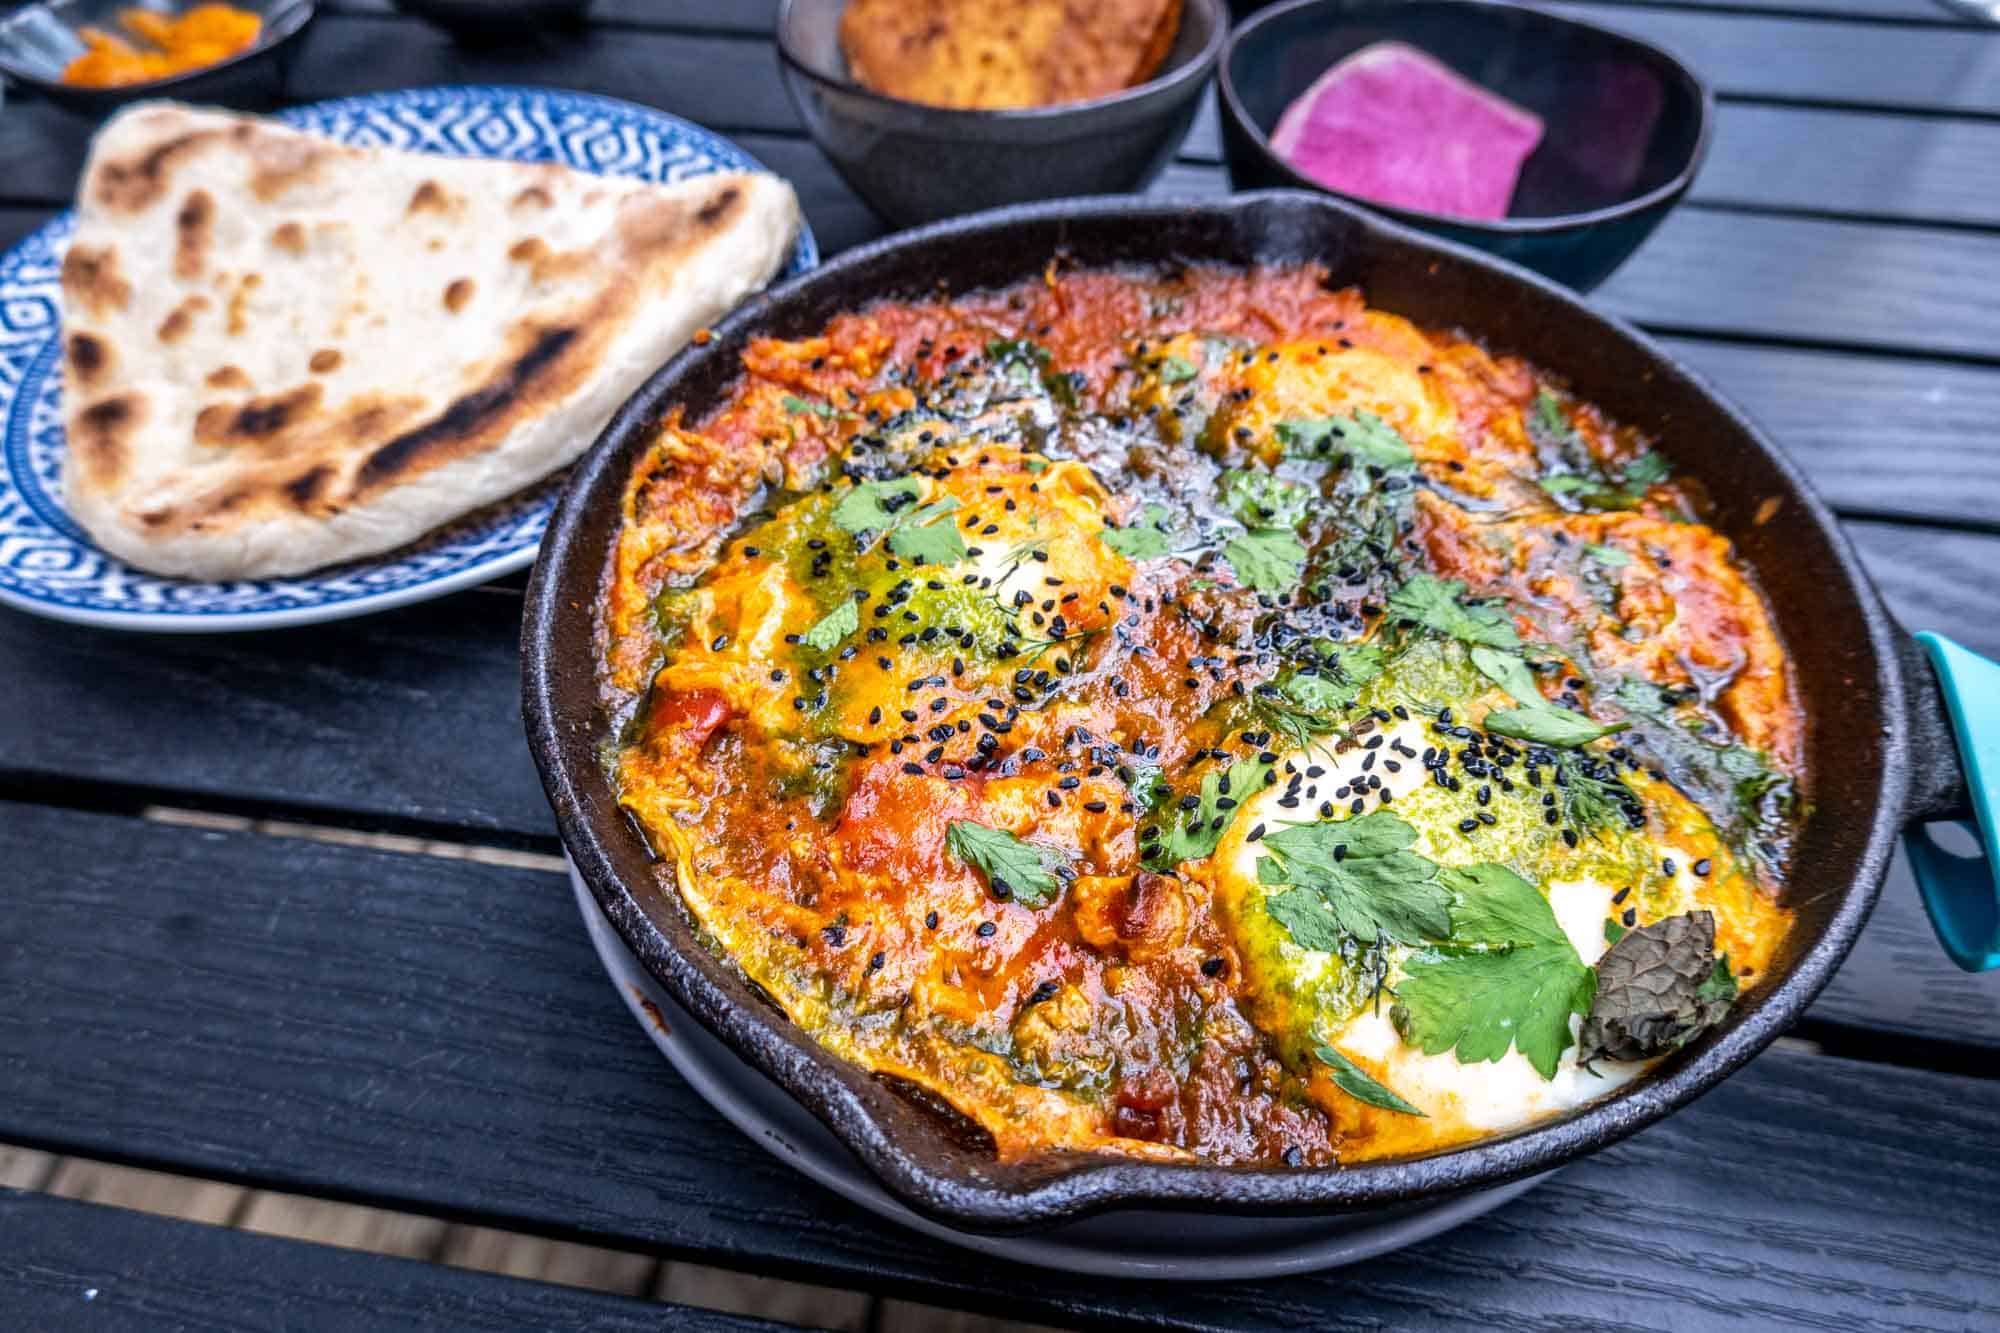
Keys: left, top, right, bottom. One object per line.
{"left": 508, "top": 237, "right": 550, "bottom": 265}
{"left": 444, "top": 278, "right": 476, "bottom": 313}
{"left": 194, "top": 382, "right": 324, "bottom": 446}
{"left": 92, "top": 127, "right": 214, "bottom": 213}
{"left": 72, "top": 393, "right": 145, "bottom": 486}
{"left": 512, "top": 185, "right": 554, "bottom": 210}
{"left": 61, "top": 245, "right": 131, "bottom": 316}
{"left": 175, "top": 189, "right": 215, "bottom": 280}
{"left": 408, "top": 180, "right": 451, "bottom": 214}
{"left": 271, "top": 221, "right": 306, "bottom": 254}
{"left": 67, "top": 332, "right": 112, "bottom": 386}
{"left": 356, "top": 324, "right": 578, "bottom": 492}
{"left": 205, "top": 364, "right": 252, "bottom": 391}
{"left": 309, "top": 348, "right": 343, "bottom": 374}
{"left": 284, "top": 463, "right": 334, "bottom": 508}
{"left": 696, "top": 185, "right": 741, "bottom": 227}
{"left": 159, "top": 295, "right": 212, "bottom": 344}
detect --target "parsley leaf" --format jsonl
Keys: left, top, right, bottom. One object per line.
{"left": 1157, "top": 354, "right": 1198, "bottom": 383}
{"left": 1217, "top": 469, "right": 1314, "bottom": 530}
{"left": 1277, "top": 412, "right": 1414, "bottom": 469}
{"left": 1470, "top": 645, "right": 1545, "bottom": 708}
{"left": 945, "top": 820, "right": 1067, "bottom": 908}
{"left": 1614, "top": 677, "right": 1677, "bottom": 718}
{"left": 1621, "top": 451, "right": 1671, "bottom": 487}
{"left": 885, "top": 497, "right": 967, "bottom": 565}
{"left": 1257, "top": 811, "right": 1450, "bottom": 947}
{"left": 1144, "top": 756, "right": 1271, "bottom": 870}
{"left": 1386, "top": 574, "right": 1520, "bottom": 649}
{"left": 1472, "top": 644, "right": 1626, "bottom": 748}
{"left": 1392, "top": 863, "right": 1596, "bottom": 1079}
{"left": 1312, "top": 1039, "right": 1425, "bottom": 1117}
{"left": 1484, "top": 706, "right": 1628, "bottom": 748}
{"left": 781, "top": 394, "right": 835, "bottom": 418}
{"left": 1225, "top": 527, "right": 1307, "bottom": 595}
{"left": 831, "top": 477, "right": 922, "bottom": 533}
{"left": 1532, "top": 389, "right": 1570, "bottom": 443}
{"left": 1584, "top": 542, "right": 1631, "bottom": 568}
{"left": 1100, "top": 504, "right": 1173, "bottom": 559}
{"left": 800, "top": 600, "right": 858, "bottom": 652}
{"left": 831, "top": 479, "right": 968, "bottom": 566}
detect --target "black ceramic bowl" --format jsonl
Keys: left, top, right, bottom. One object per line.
{"left": 776, "top": 0, "right": 1226, "bottom": 226}
{"left": 1218, "top": 0, "right": 1712, "bottom": 290}
{"left": 525, "top": 192, "right": 1976, "bottom": 1233}
{"left": 0, "top": 0, "right": 315, "bottom": 116}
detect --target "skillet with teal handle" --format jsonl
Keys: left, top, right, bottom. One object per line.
{"left": 527, "top": 193, "right": 2000, "bottom": 1231}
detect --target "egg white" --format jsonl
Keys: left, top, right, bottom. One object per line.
{"left": 1221, "top": 721, "right": 1654, "bottom": 1131}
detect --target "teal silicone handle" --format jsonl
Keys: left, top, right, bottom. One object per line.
{"left": 1906, "top": 632, "right": 2000, "bottom": 972}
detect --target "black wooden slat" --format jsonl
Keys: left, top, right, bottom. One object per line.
{"left": 1550, "top": 2, "right": 2000, "bottom": 112}
{"left": 1599, "top": 207, "right": 2000, "bottom": 362}
{"left": 1694, "top": 104, "right": 2000, "bottom": 225}
{"left": 1, "top": 803, "right": 1997, "bottom": 1330}
{"left": 0, "top": 1188, "right": 780, "bottom": 1332}
{"left": 1658, "top": 339, "right": 2000, "bottom": 529}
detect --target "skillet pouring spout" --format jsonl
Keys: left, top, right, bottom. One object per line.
{"left": 527, "top": 189, "right": 1992, "bottom": 1229}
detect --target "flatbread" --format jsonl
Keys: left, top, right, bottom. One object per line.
{"left": 59, "top": 102, "right": 800, "bottom": 580}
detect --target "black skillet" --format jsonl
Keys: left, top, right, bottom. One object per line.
{"left": 523, "top": 192, "right": 2000, "bottom": 1233}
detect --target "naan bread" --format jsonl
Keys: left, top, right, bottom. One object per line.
{"left": 59, "top": 102, "right": 800, "bottom": 580}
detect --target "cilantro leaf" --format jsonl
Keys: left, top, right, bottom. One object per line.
{"left": 945, "top": 820, "right": 1067, "bottom": 908}
{"left": 1392, "top": 863, "right": 1595, "bottom": 1079}
{"left": 1386, "top": 574, "right": 1520, "bottom": 649}
{"left": 1157, "top": 354, "right": 1198, "bottom": 384}
{"left": 1277, "top": 412, "right": 1414, "bottom": 469}
{"left": 831, "top": 477, "right": 922, "bottom": 533}
{"left": 800, "top": 599, "right": 858, "bottom": 652}
{"left": 1614, "top": 677, "right": 1676, "bottom": 718}
{"left": 1144, "top": 756, "right": 1271, "bottom": 870}
{"left": 1484, "top": 706, "right": 1628, "bottom": 748}
{"left": 1217, "top": 469, "right": 1314, "bottom": 530}
{"left": 1101, "top": 504, "right": 1173, "bottom": 559}
{"left": 1256, "top": 645, "right": 1384, "bottom": 752}
{"left": 1470, "top": 645, "right": 1545, "bottom": 709}
{"left": 1257, "top": 811, "right": 1450, "bottom": 946}
{"left": 1532, "top": 389, "right": 1570, "bottom": 443}
{"left": 781, "top": 394, "right": 835, "bottom": 418}
{"left": 885, "top": 497, "right": 967, "bottom": 565}
{"left": 1225, "top": 527, "right": 1307, "bottom": 595}
{"left": 1584, "top": 542, "right": 1631, "bottom": 568}
{"left": 1311, "top": 1039, "right": 1425, "bottom": 1117}
{"left": 1621, "top": 451, "right": 1671, "bottom": 487}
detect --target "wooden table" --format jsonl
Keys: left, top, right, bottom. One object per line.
{"left": 4, "top": 1, "right": 1999, "bottom": 1327}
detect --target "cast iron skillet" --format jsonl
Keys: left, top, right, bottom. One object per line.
{"left": 524, "top": 191, "right": 1982, "bottom": 1232}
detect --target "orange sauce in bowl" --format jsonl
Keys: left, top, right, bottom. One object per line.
{"left": 61, "top": 5, "right": 262, "bottom": 88}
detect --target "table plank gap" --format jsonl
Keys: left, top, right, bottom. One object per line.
{"left": 0, "top": 1189, "right": 796, "bottom": 1331}
{"left": 654, "top": 1263, "right": 874, "bottom": 1332}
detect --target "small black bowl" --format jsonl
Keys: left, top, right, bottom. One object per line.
{"left": 1218, "top": 0, "right": 1712, "bottom": 290}
{"left": 0, "top": 0, "right": 315, "bottom": 116}
{"left": 777, "top": 0, "right": 1227, "bottom": 227}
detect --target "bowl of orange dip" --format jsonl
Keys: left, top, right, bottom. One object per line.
{"left": 0, "top": 0, "right": 315, "bottom": 114}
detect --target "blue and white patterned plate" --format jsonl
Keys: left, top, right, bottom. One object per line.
{"left": 0, "top": 85, "right": 817, "bottom": 632}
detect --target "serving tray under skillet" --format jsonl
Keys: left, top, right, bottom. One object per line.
{"left": 524, "top": 191, "right": 1975, "bottom": 1232}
